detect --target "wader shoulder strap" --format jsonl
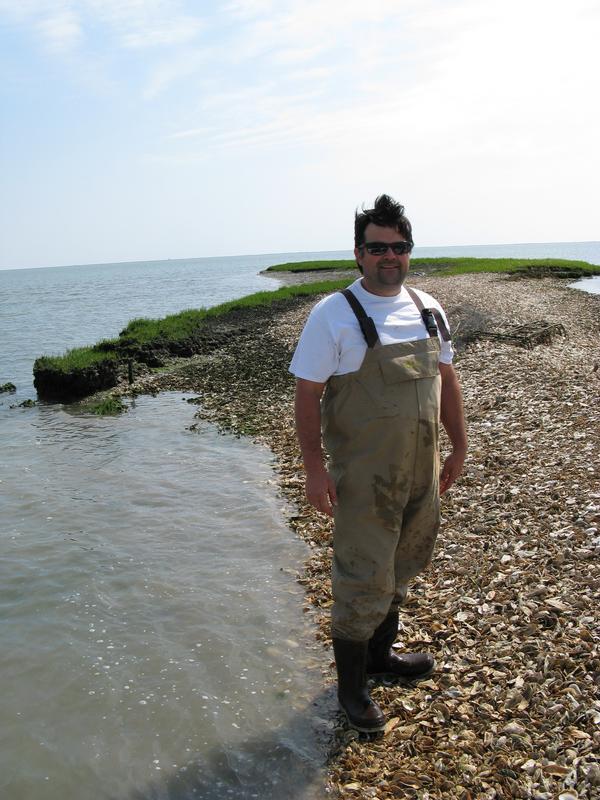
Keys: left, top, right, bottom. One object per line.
{"left": 405, "top": 286, "right": 452, "bottom": 342}
{"left": 340, "top": 289, "right": 380, "bottom": 348}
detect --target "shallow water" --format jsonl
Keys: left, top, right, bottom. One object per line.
{"left": 0, "top": 254, "right": 287, "bottom": 398}
{"left": 569, "top": 275, "right": 600, "bottom": 294}
{"left": 0, "top": 393, "right": 333, "bottom": 800}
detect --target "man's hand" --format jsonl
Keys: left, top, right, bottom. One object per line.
{"left": 439, "top": 448, "right": 466, "bottom": 495}
{"left": 305, "top": 467, "right": 338, "bottom": 517}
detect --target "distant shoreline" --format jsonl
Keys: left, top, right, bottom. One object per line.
{"left": 3, "top": 239, "right": 600, "bottom": 274}
{"left": 263, "top": 255, "right": 599, "bottom": 274}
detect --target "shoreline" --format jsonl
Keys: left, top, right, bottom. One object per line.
{"left": 30, "top": 258, "right": 599, "bottom": 404}
{"left": 125, "top": 272, "right": 600, "bottom": 799}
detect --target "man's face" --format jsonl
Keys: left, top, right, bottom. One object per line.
{"left": 354, "top": 223, "right": 411, "bottom": 297}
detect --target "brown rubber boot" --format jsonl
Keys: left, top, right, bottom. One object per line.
{"left": 367, "top": 611, "right": 435, "bottom": 680}
{"left": 332, "top": 638, "right": 386, "bottom": 732}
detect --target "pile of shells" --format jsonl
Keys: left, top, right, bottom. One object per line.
{"left": 129, "top": 273, "right": 599, "bottom": 800}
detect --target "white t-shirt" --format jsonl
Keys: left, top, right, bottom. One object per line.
{"left": 289, "top": 278, "right": 454, "bottom": 383}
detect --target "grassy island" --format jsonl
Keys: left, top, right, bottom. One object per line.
{"left": 265, "top": 256, "right": 598, "bottom": 277}
{"left": 33, "top": 280, "right": 350, "bottom": 401}
{"left": 33, "top": 258, "right": 598, "bottom": 401}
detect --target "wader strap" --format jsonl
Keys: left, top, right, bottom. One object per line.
{"left": 405, "top": 286, "right": 452, "bottom": 342}
{"left": 340, "top": 289, "right": 380, "bottom": 348}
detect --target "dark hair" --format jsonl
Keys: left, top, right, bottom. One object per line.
{"left": 354, "top": 194, "right": 414, "bottom": 248}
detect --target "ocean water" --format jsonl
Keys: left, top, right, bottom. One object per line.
{"left": 1, "top": 394, "right": 330, "bottom": 800}
{"left": 1, "top": 253, "right": 286, "bottom": 400}
{"left": 0, "top": 243, "right": 599, "bottom": 799}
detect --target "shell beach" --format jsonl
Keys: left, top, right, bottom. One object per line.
{"left": 129, "top": 272, "right": 600, "bottom": 800}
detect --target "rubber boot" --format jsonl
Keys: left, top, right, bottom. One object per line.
{"left": 332, "top": 638, "right": 386, "bottom": 733}
{"left": 367, "top": 611, "right": 435, "bottom": 680}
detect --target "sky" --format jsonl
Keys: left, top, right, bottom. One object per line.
{"left": 1, "top": 0, "right": 599, "bottom": 270}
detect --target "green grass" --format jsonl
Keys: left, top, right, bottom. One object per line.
{"left": 119, "top": 280, "right": 358, "bottom": 344}
{"left": 34, "top": 346, "right": 119, "bottom": 373}
{"left": 91, "top": 395, "right": 128, "bottom": 415}
{"left": 35, "top": 256, "right": 598, "bottom": 381}
{"left": 34, "top": 280, "right": 354, "bottom": 374}
{"left": 119, "top": 311, "right": 208, "bottom": 344}
{"left": 117, "top": 281, "right": 357, "bottom": 342}
{"left": 419, "top": 257, "right": 598, "bottom": 275}
{"left": 265, "top": 259, "right": 355, "bottom": 272}
{"left": 266, "top": 256, "right": 599, "bottom": 275}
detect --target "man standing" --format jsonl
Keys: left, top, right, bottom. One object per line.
{"left": 290, "top": 195, "right": 467, "bottom": 732}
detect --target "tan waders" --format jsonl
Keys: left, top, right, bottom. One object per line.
{"left": 322, "top": 287, "right": 447, "bottom": 731}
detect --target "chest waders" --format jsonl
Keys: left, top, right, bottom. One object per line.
{"left": 322, "top": 290, "right": 448, "bottom": 624}
{"left": 325, "top": 287, "right": 449, "bottom": 731}
{"left": 323, "top": 287, "right": 446, "bottom": 641}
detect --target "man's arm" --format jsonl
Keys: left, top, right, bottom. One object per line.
{"left": 294, "top": 378, "right": 338, "bottom": 516}
{"left": 438, "top": 362, "right": 467, "bottom": 495}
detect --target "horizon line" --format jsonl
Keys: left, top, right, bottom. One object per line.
{"left": 2, "top": 239, "right": 600, "bottom": 273}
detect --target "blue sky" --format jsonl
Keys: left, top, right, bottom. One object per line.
{"left": 1, "top": 0, "right": 599, "bottom": 269}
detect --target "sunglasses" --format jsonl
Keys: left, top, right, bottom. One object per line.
{"left": 361, "top": 241, "right": 412, "bottom": 256}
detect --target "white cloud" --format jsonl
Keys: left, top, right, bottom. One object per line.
{"left": 151, "top": 0, "right": 600, "bottom": 188}
{"left": 0, "top": 1, "right": 84, "bottom": 53}
{"left": 142, "top": 47, "right": 211, "bottom": 99}
{"left": 3, "top": 0, "right": 600, "bottom": 255}
{"left": 35, "top": 7, "right": 82, "bottom": 52}
{"left": 223, "top": 0, "right": 275, "bottom": 20}
{"left": 0, "top": 0, "right": 205, "bottom": 54}
{"left": 86, "top": 0, "right": 205, "bottom": 48}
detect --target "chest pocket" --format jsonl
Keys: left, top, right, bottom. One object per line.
{"left": 350, "top": 342, "right": 441, "bottom": 421}
{"left": 379, "top": 348, "right": 440, "bottom": 385}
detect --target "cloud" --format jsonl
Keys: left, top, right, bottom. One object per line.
{"left": 35, "top": 7, "right": 82, "bottom": 52}
{"left": 0, "top": 0, "right": 205, "bottom": 54}
{"left": 86, "top": 0, "right": 205, "bottom": 48}
{"left": 151, "top": 0, "right": 600, "bottom": 176}
{"left": 222, "top": 0, "right": 275, "bottom": 19}
{"left": 142, "top": 48, "right": 212, "bottom": 99}
{"left": 3, "top": 0, "right": 599, "bottom": 166}
{"left": 0, "top": 1, "right": 84, "bottom": 53}
{"left": 3, "top": 0, "right": 599, "bottom": 267}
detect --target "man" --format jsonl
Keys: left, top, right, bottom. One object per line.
{"left": 290, "top": 194, "right": 467, "bottom": 732}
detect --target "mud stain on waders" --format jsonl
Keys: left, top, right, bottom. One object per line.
{"left": 372, "top": 465, "right": 409, "bottom": 530}
{"left": 419, "top": 418, "right": 433, "bottom": 448}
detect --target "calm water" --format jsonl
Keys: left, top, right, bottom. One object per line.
{"left": 1, "top": 243, "right": 599, "bottom": 798}
{"left": 1, "top": 253, "right": 286, "bottom": 399}
{"left": 1, "top": 394, "right": 331, "bottom": 800}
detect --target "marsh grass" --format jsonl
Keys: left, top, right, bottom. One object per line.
{"left": 35, "top": 256, "right": 598, "bottom": 380}
{"left": 118, "top": 281, "right": 354, "bottom": 343}
{"left": 34, "top": 346, "right": 120, "bottom": 373}
{"left": 34, "top": 280, "right": 353, "bottom": 374}
{"left": 266, "top": 256, "right": 599, "bottom": 274}
{"left": 425, "top": 256, "right": 598, "bottom": 275}
{"left": 91, "top": 395, "right": 127, "bottom": 415}
{"left": 265, "top": 259, "right": 355, "bottom": 272}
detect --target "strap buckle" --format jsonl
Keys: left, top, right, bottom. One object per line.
{"left": 421, "top": 308, "right": 438, "bottom": 337}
